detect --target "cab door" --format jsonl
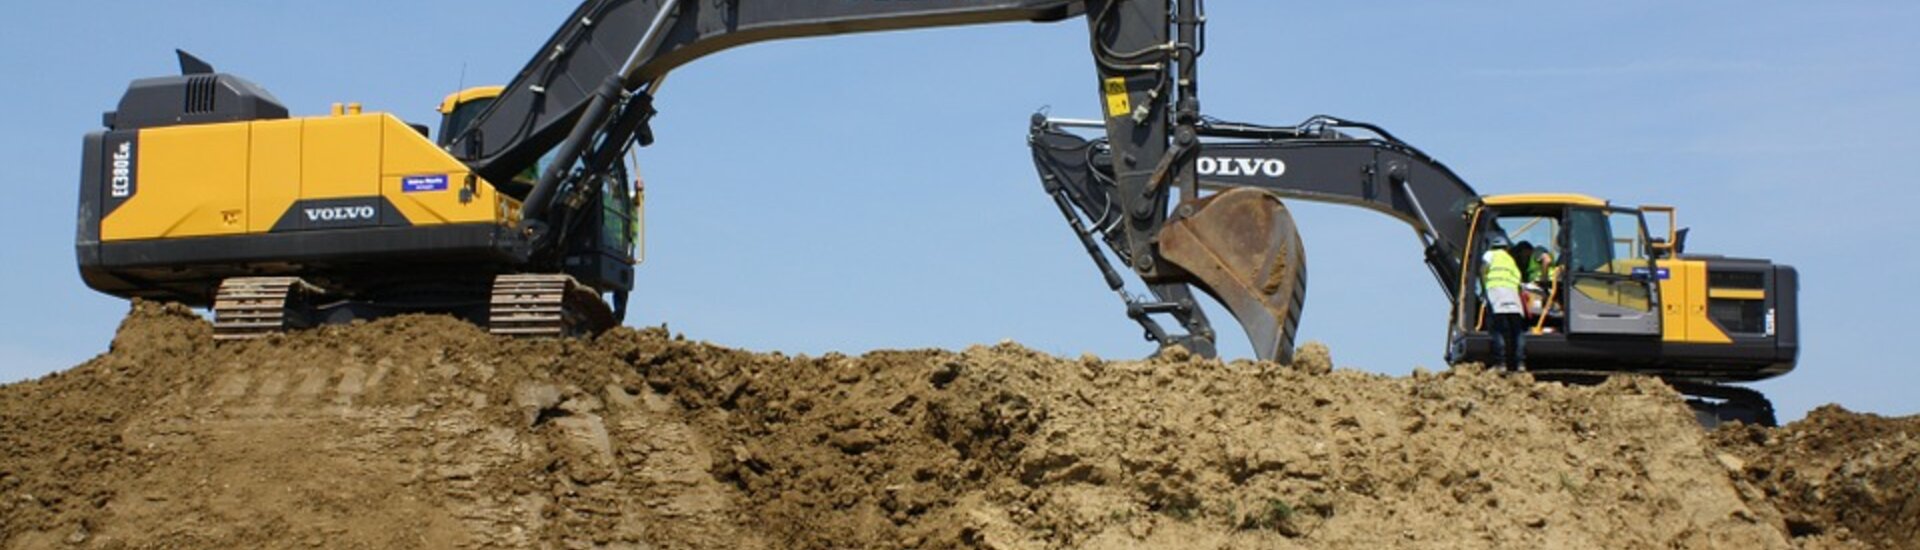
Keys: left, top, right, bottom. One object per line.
{"left": 1561, "top": 208, "right": 1661, "bottom": 335}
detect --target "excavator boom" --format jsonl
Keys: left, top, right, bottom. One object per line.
{"left": 452, "top": 0, "right": 1086, "bottom": 185}
{"left": 455, "top": 0, "right": 1265, "bottom": 359}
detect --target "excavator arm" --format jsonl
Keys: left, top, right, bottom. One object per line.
{"left": 450, "top": 0, "right": 1093, "bottom": 184}
{"left": 1031, "top": 114, "right": 1486, "bottom": 361}
{"left": 1187, "top": 116, "right": 1481, "bottom": 299}
{"left": 446, "top": 0, "right": 1245, "bottom": 357}
{"left": 447, "top": 0, "right": 1104, "bottom": 262}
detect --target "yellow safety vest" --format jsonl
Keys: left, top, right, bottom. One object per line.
{"left": 1484, "top": 249, "right": 1522, "bottom": 292}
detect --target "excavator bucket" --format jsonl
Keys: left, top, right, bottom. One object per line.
{"left": 1157, "top": 188, "right": 1308, "bottom": 363}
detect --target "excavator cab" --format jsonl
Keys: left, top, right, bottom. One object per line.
{"left": 437, "top": 86, "right": 505, "bottom": 149}
{"left": 1461, "top": 195, "right": 1663, "bottom": 343}
{"left": 440, "top": 85, "right": 642, "bottom": 288}
{"left": 1454, "top": 195, "right": 1797, "bottom": 388}
{"left": 1471, "top": 195, "right": 1663, "bottom": 338}
{"left": 439, "top": 86, "right": 542, "bottom": 194}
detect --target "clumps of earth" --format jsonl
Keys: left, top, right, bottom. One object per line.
{"left": 0, "top": 301, "right": 1913, "bottom": 548}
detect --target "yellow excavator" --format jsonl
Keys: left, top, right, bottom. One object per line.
{"left": 1031, "top": 115, "right": 1796, "bottom": 424}
{"left": 75, "top": 0, "right": 1793, "bottom": 424}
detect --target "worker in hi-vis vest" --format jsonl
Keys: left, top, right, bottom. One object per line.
{"left": 1482, "top": 233, "right": 1527, "bottom": 371}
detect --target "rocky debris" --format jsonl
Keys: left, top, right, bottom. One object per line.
{"left": 1714, "top": 406, "right": 1920, "bottom": 550}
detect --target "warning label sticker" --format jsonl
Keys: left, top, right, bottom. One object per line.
{"left": 1103, "top": 78, "right": 1131, "bottom": 118}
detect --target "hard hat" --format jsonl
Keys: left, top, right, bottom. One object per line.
{"left": 1489, "top": 233, "right": 1510, "bottom": 248}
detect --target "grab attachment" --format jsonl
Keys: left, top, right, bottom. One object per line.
{"left": 1157, "top": 188, "right": 1308, "bottom": 363}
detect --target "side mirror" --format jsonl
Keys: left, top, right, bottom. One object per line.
{"left": 1673, "top": 228, "right": 1690, "bottom": 256}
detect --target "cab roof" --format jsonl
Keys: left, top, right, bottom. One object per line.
{"left": 438, "top": 85, "right": 506, "bottom": 115}
{"left": 1480, "top": 193, "right": 1608, "bottom": 208}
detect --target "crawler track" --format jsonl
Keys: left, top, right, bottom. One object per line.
{"left": 487, "top": 274, "right": 616, "bottom": 337}
{"left": 211, "top": 277, "right": 319, "bottom": 340}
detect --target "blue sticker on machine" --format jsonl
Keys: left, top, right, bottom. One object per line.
{"left": 402, "top": 174, "right": 449, "bottom": 193}
{"left": 1631, "top": 267, "right": 1671, "bottom": 280}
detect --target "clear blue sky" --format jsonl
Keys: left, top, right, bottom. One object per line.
{"left": 2, "top": 2, "right": 1914, "bottom": 421}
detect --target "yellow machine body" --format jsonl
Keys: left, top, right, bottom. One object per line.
{"left": 76, "top": 101, "right": 551, "bottom": 308}
{"left": 99, "top": 112, "right": 517, "bottom": 242}
{"left": 1455, "top": 195, "right": 1796, "bottom": 380}
{"left": 1468, "top": 195, "right": 1767, "bottom": 347}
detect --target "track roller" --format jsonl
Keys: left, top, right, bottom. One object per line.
{"left": 1671, "top": 380, "right": 1779, "bottom": 428}
{"left": 1532, "top": 370, "right": 1779, "bottom": 428}
{"left": 488, "top": 274, "right": 616, "bottom": 337}
{"left": 212, "top": 277, "right": 321, "bottom": 340}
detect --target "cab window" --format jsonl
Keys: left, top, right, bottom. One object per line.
{"left": 1609, "top": 210, "right": 1649, "bottom": 265}
{"left": 1567, "top": 209, "right": 1610, "bottom": 274}
{"left": 1566, "top": 208, "right": 1649, "bottom": 275}
{"left": 438, "top": 97, "right": 496, "bottom": 147}
{"left": 1494, "top": 214, "right": 1562, "bottom": 261}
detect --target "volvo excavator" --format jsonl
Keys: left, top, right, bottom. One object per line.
{"left": 75, "top": 0, "right": 1795, "bottom": 424}
{"left": 1030, "top": 115, "right": 1797, "bottom": 425}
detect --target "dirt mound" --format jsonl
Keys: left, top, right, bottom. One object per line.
{"left": 0, "top": 301, "right": 1887, "bottom": 548}
{"left": 651, "top": 341, "right": 1789, "bottom": 548}
{"left": 1714, "top": 406, "right": 1920, "bottom": 549}
{"left": 1, "top": 301, "right": 737, "bottom": 548}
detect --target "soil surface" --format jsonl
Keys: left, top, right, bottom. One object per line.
{"left": 1714, "top": 406, "right": 1920, "bottom": 549}
{"left": 1, "top": 301, "right": 1912, "bottom": 548}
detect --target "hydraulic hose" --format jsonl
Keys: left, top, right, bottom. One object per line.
{"left": 522, "top": 75, "right": 622, "bottom": 226}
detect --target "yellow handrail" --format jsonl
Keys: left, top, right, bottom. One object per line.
{"left": 1456, "top": 206, "right": 1485, "bottom": 332}
{"left": 1532, "top": 276, "right": 1559, "bottom": 335}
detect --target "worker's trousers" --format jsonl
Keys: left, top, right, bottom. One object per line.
{"left": 1488, "top": 313, "right": 1526, "bottom": 371}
